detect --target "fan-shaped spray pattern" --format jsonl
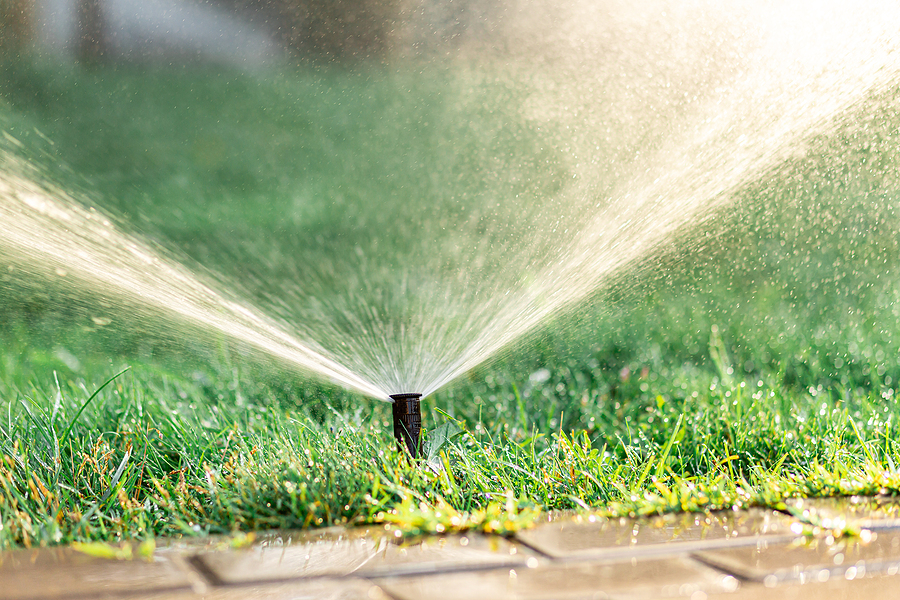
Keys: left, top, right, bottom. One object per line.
{"left": 0, "top": 161, "right": 386, "bottom": 398}
{"left": 2, "top": 0, "right": 900, "bottom": 402}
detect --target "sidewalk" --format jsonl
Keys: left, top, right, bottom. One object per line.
{"left": 3, "top": 496, "right": 900, "bottom": 599}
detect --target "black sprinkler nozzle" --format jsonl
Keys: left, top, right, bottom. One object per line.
{"left": 390, "top": 393, "right": 422, "bottom": 458}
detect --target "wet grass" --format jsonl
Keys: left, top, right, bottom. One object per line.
{"left": 2, "top": 58, "right": 900, "bottom": 547}
{"left": 2, "top": 325, "right": 900, "bottom": 549}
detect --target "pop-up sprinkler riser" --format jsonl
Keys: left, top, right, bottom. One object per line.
{"left": 390, "top": 393, "right": 422, "bottom": 458}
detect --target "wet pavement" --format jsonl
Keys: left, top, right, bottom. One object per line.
{"left": 4, "top": 496, "right": 900, "bottom": 599}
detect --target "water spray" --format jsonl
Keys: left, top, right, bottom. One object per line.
{"left": 390, "top": 393, "right": 422, "bottom": 458}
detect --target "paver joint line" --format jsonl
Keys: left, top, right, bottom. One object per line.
{"left": 0, "top": 583, "right": 196, "bottom": 600}
{"left": 196, "top": 555, "right": 531, "bottom": 587}
{"left": 184, "top": 554, "right": 227, "bottom": 587}
{"left": 505, "top": 536, "right": 558, "bottom": 560}
{"left": 689, "top": 551, "right": 760, "bottom": 584}
{"left": 523, "top": 533, "right": 802, "bottom": 563}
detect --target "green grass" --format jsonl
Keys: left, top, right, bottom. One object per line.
{"left": 3, "top": 342, "right": 900, "bottom": 549}
{"left": 2, "top": 56, "right": 900, "bottom": 548}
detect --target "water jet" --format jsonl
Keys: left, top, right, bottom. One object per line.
{"left": 390, "top": 393, "right": 422, "bottom": 458}
{"left": 2, "top": 0, "right": 900, "bottom": 417}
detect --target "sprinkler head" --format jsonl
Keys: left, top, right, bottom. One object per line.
{"left": 390, "top": 393, "right": 422, "bottom": 458}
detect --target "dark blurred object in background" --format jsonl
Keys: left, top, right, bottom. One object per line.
{"left": 76, "top": 0, "right": 107, "bottom": 62}
{"left": 0, "top": 0, "right": 35, "bottom": 53}
{"left": 2, "top": 0, "right": 507, "bottom": 65}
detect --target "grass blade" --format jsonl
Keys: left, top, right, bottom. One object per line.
{"left": 99, "top": 447, "right": 132, "bottom": 506}
{"left": 59, "top": 367, "right": 131, "bottom": 445}
{"left": 655, "top": 414, "right": 685, "bottom": 478}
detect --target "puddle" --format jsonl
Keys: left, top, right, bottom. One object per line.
{"left": 694, "top": 528, "right": 900, "bottom": 584}
{"left": 516, "top": 508, "right": 798, "bottom": 559}
{"left": 194, "top": 531, "right": 533, "bottom": 584}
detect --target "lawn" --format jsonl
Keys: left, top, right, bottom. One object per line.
{"left": 1, "top": 56, "right": 900, "bottom": 548}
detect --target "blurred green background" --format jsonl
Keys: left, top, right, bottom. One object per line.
{"left": 1, "top": 53, "right": 899, "bottom": 425}
{"left": 0, "top": 0, "right": 899, "bottom": 430}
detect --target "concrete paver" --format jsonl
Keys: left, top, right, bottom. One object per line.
{"left": 376, "top": 554, "right": 739, "bottom": 600}
{"left": 5, "top": 495, "right": 900, "bottom": 600}
{"left": 0, "top": 546, "right": 195, "bottom": 600}
{"left": 703, "top": 573, "right": 900, "bottom": 600}
{"left": 693, "top": 528, "right": 900, "bottom": 584}
{"left": 517, "top": 508, "right": 798, "bottom": 559}
{"left": 194, "top": 529, "right": 531, "bottom": 584}
{"left": 114, "top": 578, "right": 389, "bottom": 600}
